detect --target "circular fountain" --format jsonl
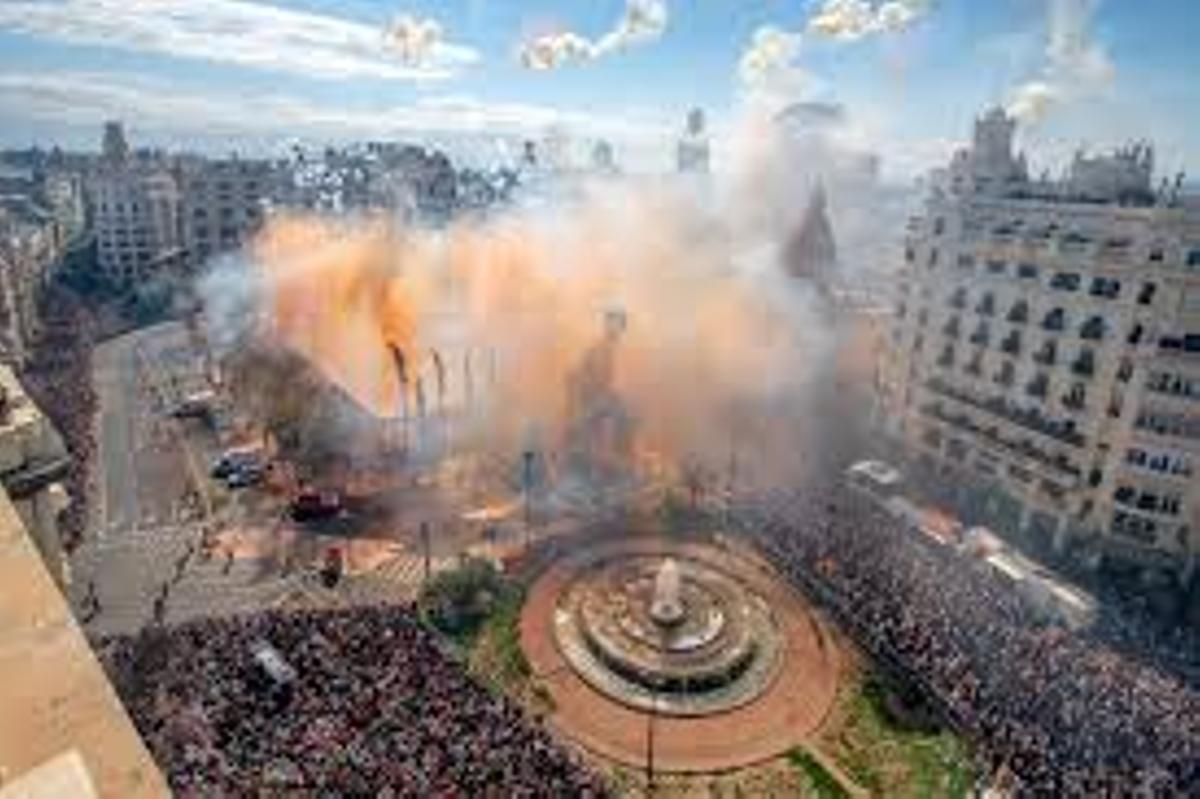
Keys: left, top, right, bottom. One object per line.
{"left": 553, "top": 550, "right": 784, "bottom": 716}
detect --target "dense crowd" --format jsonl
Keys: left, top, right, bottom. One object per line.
{"left": 99, "top": 605, "right": 608, "bottom": 797}
{"left": 733, "top": 481, "right": 1200, "bottom": 796}
{"left": 23, "top": 286, "right": 97, "bottom": 553}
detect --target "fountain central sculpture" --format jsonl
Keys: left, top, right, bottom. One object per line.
{"left": 650, "top": 558, "right": 685, "bottom": 626}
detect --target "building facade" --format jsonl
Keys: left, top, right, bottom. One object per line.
{"left": 878, "top": 108, "right": 1200, "bottom": 576}
{"left": 88, "top": 160, "right": 183, "bottom": 283}
{"left": 0, "top": 165, "right": 83, "bottom": 364}
{"left": 177, "top": 156, "right": 274, "bottom": 271}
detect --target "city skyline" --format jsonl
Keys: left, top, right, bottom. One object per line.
{"left": 0, "top": 0, "right": 1196, "bottom": 181}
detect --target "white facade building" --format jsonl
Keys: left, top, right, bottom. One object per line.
{"left": 88, "top": 163, "right": 182, "bottom": 283}
{"left": 878, "top": 108, "right": 1200, "bottom": 575}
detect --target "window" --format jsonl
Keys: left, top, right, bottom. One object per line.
{"left": 956, "top": 254, "right": 974, "bottom": 270}
{"left": 933, "top": 217, "right": 945, "bottom": 236}
{"left": 1117, "top": 358, "right": 1134, "bottom": 382}
{"left": 1188, "top": 248, "right": 1200, "bottom": 267}
{"left": 1007, "top": 300, "right": 1029, "bottom": 323}
{"left": 1001, "top": 330, "right": 1021, "bottom": 355}
{"left": 1080, "top": 316, "right": 1106, "bottom": 341}
{"left": 1138, "top": 282, "right": 1157, "bottom": 305}
{"left": 1043, "top": 308, "right": 1066, "bottom": 332}
{"left": 976, "top": 292, "right": 996, "bottom": 316}
{"left": 1128, "top": 324, "right": 1144, "bottom": 346}
{"left": 1017, "top": 263, "right": 1039, "bottom": 280}
{"left": 1063, "top": 382, "right": 1087, "bottom": 410}
{"left": 1050, "top": 272, "right": 1081, "bottom": 291}
{"left": 994, "top": 360, "right": 1015, "bottom": 387}
{"left": 986, "top": 260, "right": 1006, "bottom": 276}
{"left": 1090, "top": 277, "right": 1121, "bottom": 299}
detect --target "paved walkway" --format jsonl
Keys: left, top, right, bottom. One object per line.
{"left": 520, "top": 535, "right": 841, "bottom": 773}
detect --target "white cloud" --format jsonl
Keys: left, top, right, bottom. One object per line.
{"left": 808, "top": 0, "right": 930, "bottom": 41}
{"left": 0, "top": 71, "right": 668, "bottom": 144}
{"left": 1006, "top": 0, "right": 1114, "bottom": 123}
{"left": 0, "top": 0, "right": 478, "bottom": 82}
{"left": 520, "top": 0, "right": 668, "bottom": 70}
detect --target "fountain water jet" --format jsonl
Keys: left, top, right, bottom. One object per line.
{"left": 650, "top": 558, "right": 685, "bottom": 626}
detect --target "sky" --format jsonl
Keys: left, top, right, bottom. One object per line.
{"left": 0, "top": 0, "right": 1196, "bottom": 182}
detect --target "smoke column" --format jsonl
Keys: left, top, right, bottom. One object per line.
{"left": 215, "top": 174, "right": 836, "bottom": 487}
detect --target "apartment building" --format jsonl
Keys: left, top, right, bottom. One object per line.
{"left": 878, "top": 108, "right": 1200, "bottom": 576}
{"left": 177, "top": 157, "right": 275, "bottom": 271}
{"left": 88, "top": 152, "right": 183, "bottom": 283}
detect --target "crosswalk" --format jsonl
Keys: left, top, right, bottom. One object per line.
{"left": 75, "top": 536, "right": 462, "bottom": 636}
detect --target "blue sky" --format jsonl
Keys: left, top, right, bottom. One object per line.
{"left": 0, "top": 0, "right": 1196, "bottom": 180}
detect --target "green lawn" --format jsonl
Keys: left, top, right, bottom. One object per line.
{"left": 823, "top": 674, "right": 976, "bottom": 798}
{"left": 788, "top": 749, "right": 852, "bottom": 799}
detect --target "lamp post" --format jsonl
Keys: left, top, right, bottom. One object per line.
{"left": 522, "top": 449, "right": 535, "bottom": 548}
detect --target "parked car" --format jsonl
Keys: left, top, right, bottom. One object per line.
{"left": 225, "top": 462, "right": 265, "bottom": 488}
{"left": 211, "top": 447, "right": 265, "bottom": 480}
{"left": 171, "top": 389, "right": 217, "bottom": 420}
{"left": 290, "top": 489, "right": 343, "bottom": 522}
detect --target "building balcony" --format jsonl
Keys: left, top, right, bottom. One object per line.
{"left": 925, "top": 376, "right": 1086, "bottom": 448}
{"left": 917, "top": 400, "right": 1081, "bottom": 483}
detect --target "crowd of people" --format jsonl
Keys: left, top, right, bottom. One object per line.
{"left": 23, "top": 285, "right": 97, "bottom": 553}
{"left": 732, "top": 480, "right": 1200, "bottom": 796}
{"left": 98, "top": 604, "right": 608, "bottom": 797}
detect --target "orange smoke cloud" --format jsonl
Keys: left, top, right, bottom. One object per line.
{"left": 244, "top": 186, "right": 816, "bottom": 473}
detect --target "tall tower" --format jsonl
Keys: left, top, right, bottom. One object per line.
{"left": 782, "top": 184, "right": 838, "bottom": 290}
{"left": 676, "top": 108, "right": 710, "bottom": 174}
{"left": 102, "top": 121, "right": 129, "bottom": 167}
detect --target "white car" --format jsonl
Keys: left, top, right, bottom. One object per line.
{"left": 845, "top": 459, "right": 902, "bottom": 503}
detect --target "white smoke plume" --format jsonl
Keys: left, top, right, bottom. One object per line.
{"left": 520, "top": 0, "right": 668, "bottom": 70}
{"left": 1007, "top": 0, "right": 1114, "bottom": 123}
{"left": 384, "top": 14, "right": 444, "bottom": 66}
{"left": 520, "top": 31, "right": 595, "bottom": 70}
{"left": 808, "top": 0, "right": 930, "bottom": 41}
